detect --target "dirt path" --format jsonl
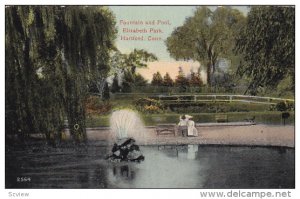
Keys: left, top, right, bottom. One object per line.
{"left": 78, "top": 124, "right": 294, "bottom": 147}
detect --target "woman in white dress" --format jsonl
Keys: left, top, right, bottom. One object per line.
{"left": 187, "top": 117, "right": 198, "bottom": 137}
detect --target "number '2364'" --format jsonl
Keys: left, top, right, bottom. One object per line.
{"left": 17, "top": 177, "right": 31, "bottom": 182}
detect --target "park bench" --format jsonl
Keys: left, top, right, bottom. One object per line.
{"left": 215, "top": 114, "right": 228, "bottom": 123}
{"left": 244, "top": 116, "right": 256, "bottom": 123}
{"left": 156, "top": 124, "right": 176, "bottom": 136}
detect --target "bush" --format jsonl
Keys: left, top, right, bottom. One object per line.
{"left": 85, "top": 96, "right": 112, "bottom": 115}
{"left": 135, "top": 98, "right": 164, "bottom": 113}
{"left": 276, "top": 102, "right": 288, "bottom": 111}
{"left": 275, "top": 101, "right": 294, "bottom": 112}
{"left": 141, "top": 112, "right": 295, "bottom": 126}
{"left": 286, "top": 102, "right": 295, "bottom": 111}
{"left": 167, "top": 102, "right": 269, "bottom": 113}
{"left": 143, "top": 105, "right": 162, "bottom": 113}
{"left": 85, "top": 111, "right": 295, "bottom": 127}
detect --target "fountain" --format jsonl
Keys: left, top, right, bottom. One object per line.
{"left": 106, "top": 109, "right": 145, "bottom": 162}
{"left": 110, "top": 109, "right": 146, "bottom": 140}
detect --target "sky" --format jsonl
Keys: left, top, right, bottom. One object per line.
{"left": 109, "top": 6, "right": 250, "bottom": 82}
{"left": 110, "top": 6, "right": 197, "bottom": 61}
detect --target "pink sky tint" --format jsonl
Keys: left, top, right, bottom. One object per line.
{"left": 136, "top": 61, "right": 207, "bottom": 83}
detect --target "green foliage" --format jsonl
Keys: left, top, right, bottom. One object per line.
{"left": 276, "top": 75, "right": 294, "bottom": 97}
{"left": 134, "top": 73, "right": 148, "bottom": 86}
{"left": 86, "top": 112, "right": 294, "bottom": 127}
{"left": 5, "top": 6, "right": 116, "bottom": 143}
{"left": 190, "top": 71, "right": 203, "bottom": 86}
{"left": 135, "top": 98, "right": 164, "bottom": 114}
{"left": 110, "top": 48, "right": 157, "bottom": 92}
{"left": 166, "top": 6, "right": 246, "bottom": 85}
{"left": 108, "top": 49, "right": 157, "bottom": 77}
{"left": 162, "top": 72, "right": 174, "bottom": 87}
{"left": 111, "top": 74, "right": 121, "bottom": 93}
{"left": 121, "top": 70, "right": 134, "bottom": 92}
{"left": 85, "top": 115, "right": 110, "bottom": 127}
{"left": 168, "top": 102, "right": 271, "bottom": 113}
{"left": 275, "top": 102, "right": 288, "bottom": 112}
{"left": 85, "top": 96, "right": 112, "bottom": 115}
{"left": 151, "top": 72, "right": 163, "bottom": 86}
{"left": 235, "top": 6, "right": 295, "bottom": 94}
{"left": 161, "top": 112, "right": 294, "bottom": 125}
{"left": 175, "top": 67, "right": 189, "bottom": 92}
{"left": 121, "top": 71, "right": 148, "bottom": 92}
{"left": 122, "top": 49, "right": 158, "bottom": 74}
{"left": 102, "top": 82, "right": 110, "bottom": 101}
{"left": 212, "top": 71, "right": 236, "bottom": 92}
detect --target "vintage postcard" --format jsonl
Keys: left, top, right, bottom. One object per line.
{"left": 5, "top": 5, "right": 295, "bottom": 191}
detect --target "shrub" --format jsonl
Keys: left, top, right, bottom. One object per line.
{"left": 135, "top": 98, "right": 164, "bottom": 113}
{"left": 274, "top": 101, "right": 294, "bottom": 112}
{"left": 286, "top": 102, "right": 295, "bottom": 111}
{"left": 167, "top": 102, "right": 270, "bottom": 113}
{"left": 85, "top": 96, "right": 112, "bottom": 115}
{"left": 276, "top": 102, "right": 288, "bottom": 112}
{"left": 144, "top": 105, "right": 161, "bottom": 113}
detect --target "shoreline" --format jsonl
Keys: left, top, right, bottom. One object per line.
{"left": 22, "top": 124, "right": 294, "bottom": 148}
{"left": 88, "top": 124, "right": 294, "bottom": 148}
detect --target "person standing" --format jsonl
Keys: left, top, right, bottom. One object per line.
{"left": 178, "top": 115, "right": 188, "bottom": 136}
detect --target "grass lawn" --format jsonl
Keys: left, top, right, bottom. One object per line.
{"left": 86, "top": 111, "right": 294, "bottom": 127}
{"left": 85, "top": 95, "right": 294, "bottom": 127}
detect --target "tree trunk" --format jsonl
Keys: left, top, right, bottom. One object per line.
{"left": 95, "top": 78, "right": 106, "bottom": 99}
{"left": 65, "top": 77, "right": 87, "bottom": 143}
{"left": 206, "top": 62, "right": 212, "bottom": 86}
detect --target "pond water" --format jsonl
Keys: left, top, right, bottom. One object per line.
{"left": 6, "top": 141, "right": 294, "bottom": 188}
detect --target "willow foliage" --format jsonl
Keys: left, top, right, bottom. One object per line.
{"left": 5, "top": 6, "right": 117, "bottom": 143}
{"left": 235, "top": 6, "right": 295, "bottom": 94}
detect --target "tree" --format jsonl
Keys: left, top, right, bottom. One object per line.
{"left": 102, "top": 82, "right": 110, "bottom": 101}
{"left": 111, "top": 73, "right": 121, "bottom": 93}
{"left": 189, "top": 71, "right": 203, "bottom": 86}
{"left": 123, "top": 49, "right": 158, "bottom": 74}
{"left": 121, "top": 70, "right": 134, "bottom": 92}
{"left": 151, "top": 72, "right": 164, "bottom": 86}
{"left": 115, "top": 49, "right": 157, "bottom": 92}
{"left": 163, "top": 73, "right": 174, "bottom": 87}
{"left": 175, "top": 67, "right": 189, "bottom": 92}
{"left": 235, "top": 6, "right": 295, "bottom": 95}
{"left": 134, "top": 73, "right": 148, "bottom": 86}
{"left": 166, "top": 6, "right": 246, "bottom": 85}
{"left": 5, "top": 6, "right": 116, "bottom": 143}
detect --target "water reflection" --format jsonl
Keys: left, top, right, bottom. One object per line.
{"left": 5, "top": 143, "right": 295, "bottom": 188}
{"left": 187, "top": 145, "right": 198, "bottom": 159}
{"left": 177, "top": 145, "right": 199, "bottom": 160}
{"left": 111, "top": 165, "right": 135, "bottom": 179}
{"left": 107, "top": 145, "right": 206, "bottom": 188}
